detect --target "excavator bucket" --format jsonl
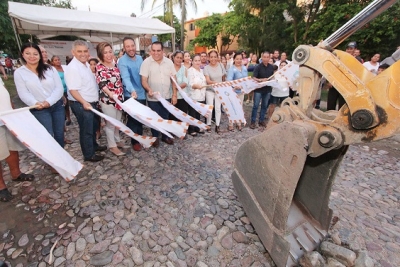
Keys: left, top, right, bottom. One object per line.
{"left": 232, "top": 1, "right": 398, "bottom": 266}
{"left": 232, "top": 121, "right": 348, "bottom": 267}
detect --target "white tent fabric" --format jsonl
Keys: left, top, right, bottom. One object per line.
{"left": 8, "top": 2, "right": 175, "bottom": 43}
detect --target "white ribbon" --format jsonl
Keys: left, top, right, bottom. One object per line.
{"left": 114, "top": 97, "right": 188, "bottom": 139}
{"left": 0, "top": 107, "right": 82, "bottom": 182}
{"left": 212, "top": 85, "right": 246, "bottom": 125}
{"left": 91, "top": 108, "right": 156, "bottom": 148}
{"left": 153, "top": 93, "right": 208, "bottom": 130}
{"left": 171, "top": 76, "right": 213, "bottom": 118}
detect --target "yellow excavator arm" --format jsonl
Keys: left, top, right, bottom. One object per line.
{"left": 232, "top": 0, "right": 399, "bottom": 266}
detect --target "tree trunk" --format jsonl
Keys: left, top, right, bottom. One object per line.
{"left": 180, "top": 0, "right": 185, "bottom": 50}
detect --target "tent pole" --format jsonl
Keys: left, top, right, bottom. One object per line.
{"left": 11, "top": 18, "right": 21, "bottom": 52}
{"left": 110, "top": 32, "right": 114, "bottom": 48}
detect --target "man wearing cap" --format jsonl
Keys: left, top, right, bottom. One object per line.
{"left": 346, "top": 41, "right": 363, "bottom": 63}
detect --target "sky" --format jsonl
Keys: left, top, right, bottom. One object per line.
{"left": 70, "top": 0, "right": 231, "bottom": 20}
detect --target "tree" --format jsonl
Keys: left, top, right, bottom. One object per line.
{"left": 219, "top": 12, "right": 245, "bottom": 52}
{"left": 192, "top": 14, "right": 223, "bottom": 52}
{"left": 229, "top": 0, "right": 400, "bottom": 59}
{"left": 153, "top": 15, "right": 183, "bottom": 47}
{"left": 229, "top": 0, "right": 294, "bottom": 53}
{"left": 304, "top": 1, "right": 400, "bottom": 58}
{"left": 140, "top": 0, "right": 203, "bottom": 50}
{"left": 191, "top": 12, "right": 245, "bottom": 53}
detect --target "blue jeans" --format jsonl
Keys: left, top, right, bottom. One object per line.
{"left": 69, "top": 101, "right": 100, "bottom": 160}
{"left": 31, "top": 98, "right": 65, "bottom": 148}
{"left": 126, "top": 98, "right": 146, "bottom": 145}
{"left": 251, "top": 91, "right": 271, "bottom": 123}
{"left": 147, "top": 100, "right": 170, "bottom": 140}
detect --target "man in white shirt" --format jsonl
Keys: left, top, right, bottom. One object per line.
{"left": 65, "top": 40, "right": 106, "bottom": 162}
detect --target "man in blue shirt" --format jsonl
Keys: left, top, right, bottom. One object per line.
{"left": 118, "top": 37, "right": 147, "bottom": 151}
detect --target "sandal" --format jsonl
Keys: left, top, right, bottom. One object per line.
{"left": 190, "top": 132, "right": 198, "bottom": 137}
{"left": 12, "top": 173, "right": 35, "bottom": 182}
{"left": 206, "top": 127, "right": 211, "bottom": 133}
{"left": 237, "top": 124, "right": 242, "bottom": 131}
{"left": 0, "top": 188, "right": 13, "bottom": 202}
{"left": 228, "top": 126, "right": 234, "bottom": 132}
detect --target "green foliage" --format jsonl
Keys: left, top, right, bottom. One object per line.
{"left": 192, "top": 12, "right": 247, "bottom": 53}
{"left": 306, "top": 1, "right": 400, "bottom": 58}
{"left": 3, "top": 75, "right": 17, "bottom": 99}
{"left": 219, "top": 12, "right": 245, "bottom": 52}
{"left": 185, "top": 40, "right": 195, "bottom": 54}
{"left": 153, "top": 14, "right": 183, "bottom": 46}
{"left": 230, "top": 0, "right": 400, "bottom": 60}
{"left": 193, "top": 14, "right": 223, "bottom": 51}
{"left": 0, "top": 0, "right": 73, "bottom": 58}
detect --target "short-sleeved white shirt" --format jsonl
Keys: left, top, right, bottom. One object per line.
{"left": 140, "top": 56, "right": 176, "bottom": 102}
{"left": 362, "top": 61, "right": 379, "bottom": 75}
{"left": 187, "top": 67, "right": 206, "bottom": 102}
{"left": 65, "top": 57, "right": 99, "bottom": 102}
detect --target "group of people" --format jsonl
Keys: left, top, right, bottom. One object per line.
{"left": 0, "top": 38, "right": 394, "bottom": 202}
{"left": 0, "top": 42, "right": 288, "bottom": 202}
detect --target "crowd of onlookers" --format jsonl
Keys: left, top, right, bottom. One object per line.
{"left": 0, "top": 39, "right": 397, "bottom": 202}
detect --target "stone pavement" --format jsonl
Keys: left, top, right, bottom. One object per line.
{"left": 0, "top": 105, "right": 399, "bottom": 267}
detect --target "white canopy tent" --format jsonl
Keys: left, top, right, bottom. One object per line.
{"left": 8, "top": 1, "right": 175, "bottom": 47}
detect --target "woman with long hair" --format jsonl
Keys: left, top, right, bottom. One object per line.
{"left": 203, "top": 50, "right": 226, "bottom": 133}
{"left": 14, "top": 43, "right": 65, "bottom": 148}
{"left": 363, "top": 53, "right": 380, "bottom": 75}
{"left": 226, "top": 52, "right": 248, "bottom": 131}
{"left": 95, "top": 42, "right": 126, "bottom": 156}
{"left": 171, "top": 51, "right": 189, "bottom": 116}
{"left": 183, "top": 51, "right": 192, "bottom": 69}
{"left": 187, "top": 54, "right": 207, "bottom": 136}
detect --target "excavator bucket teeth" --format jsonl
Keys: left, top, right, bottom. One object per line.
{"left": 232, "top": 122, "right": 349, "bottom": 267}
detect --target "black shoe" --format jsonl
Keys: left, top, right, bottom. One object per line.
{"left": 84, "top": 154, "right": 104, "bottom": 162}
{"left": 152, "top": 138, "right": 160, "bottom": 148}
{"left": 161, "top": 137, "right": 174, "bottom": 145}
{"left": 96, "top": 145, "right": 107, "bottom": 152}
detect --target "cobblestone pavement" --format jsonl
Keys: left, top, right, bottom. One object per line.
{"left": 0, "top": 104, "right": 399, "bottom": 267}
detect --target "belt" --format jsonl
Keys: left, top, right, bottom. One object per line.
{"left": 69, "top": 100, "right": 98, "bottom": 105}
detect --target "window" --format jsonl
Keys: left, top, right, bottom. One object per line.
{"left": 189, "top": 23, "right": 195, "bottom": 31}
